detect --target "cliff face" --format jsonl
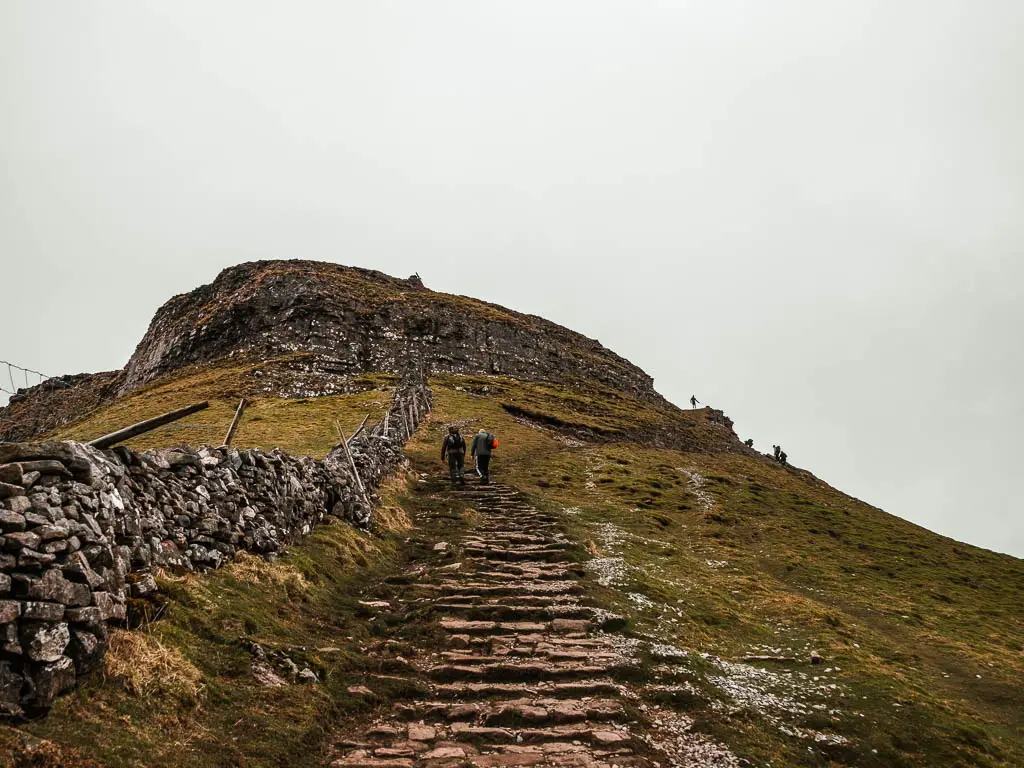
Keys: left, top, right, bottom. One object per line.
{"left": 119, "top": 261, "right": 657, "bottom": 400}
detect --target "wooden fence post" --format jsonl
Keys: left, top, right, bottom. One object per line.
{"left": 88, "top": 402, "right": 210, "bottom": 449}
{"left": 222, "top": 398, "right": 247, "bottom": 447}
{"left": 337, "top": 425, "right": 372, "bottom": 512}
{"left": 348, "top": 413, "right": 370, "bottom": 444}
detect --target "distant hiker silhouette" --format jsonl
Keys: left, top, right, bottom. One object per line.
{"left": 744, "top": 439, "right": 754, "bottom": 448}
{"left": 779, "top": 450, "right": 788, "bottom": 466}
{"left": 441, "top": 425, "right": 466, "bottom": 489}
{"left": 472, "top": 428, "right": 498, "bottom": 484}
{"left": 690, "top": 395, "right": 700, "bottom": 409}
{"left": 773, "top": 445, "right": 781, "bottom": 461}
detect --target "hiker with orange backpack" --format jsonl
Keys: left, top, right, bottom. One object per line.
{"left": 471, "top": 428, "right": 498, "bottom": 484}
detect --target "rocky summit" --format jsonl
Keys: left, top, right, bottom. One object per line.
{"left": 0, "top": 261, "right": 1021, "bottom": 768}
{"left": 1, "top": 262, "right": 658, "bottom": 445}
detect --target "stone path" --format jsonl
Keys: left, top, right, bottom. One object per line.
{"left": 328, "top": 483, "right": 661, "bottom": 767}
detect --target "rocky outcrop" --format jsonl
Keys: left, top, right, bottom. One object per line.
{"left": 118, "top": 261, "right": 658, "bottom": 399}
{"left": 0, "top": 379, "right": 430, "bottom": 716}
{"left": 0, "top": 261, "right": 662, "bottom": 442}
{"left": 0, "top": 372, "right": 122, "bottom": 443}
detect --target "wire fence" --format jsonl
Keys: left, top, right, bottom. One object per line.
{"left": 0, "top": 358, "right": 80, "bottom": 443}
{"left": 1, "top": 357, "right": 432, "bottom": 449}
{"left": 0, "top": 359, "right": 76, "bottom": 396}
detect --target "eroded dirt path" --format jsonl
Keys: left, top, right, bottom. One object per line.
{"left": 327, "top": 482, "right": 662, "bottom": 767}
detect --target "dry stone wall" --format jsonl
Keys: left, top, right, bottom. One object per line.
{"left": 0, "top": 380, "right": 430, "bottom": 716}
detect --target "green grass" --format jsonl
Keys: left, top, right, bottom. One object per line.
{"left": 12, "top": 369, "right": 1023, "bottom": 767}
{"left": 51, "top": 357, "right": 395, "bottom": 456}
{"left": 19, "top": 473, "right": 417, "bottom": 767}
{"left": 420, "top": 378, "right": 1024, "bottom": 767}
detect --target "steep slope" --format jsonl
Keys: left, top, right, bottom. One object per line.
{"left": 0, "top": 262, "right": 1020, "bottom": 767}
{"left": 9, "top": 372, "right": 1021, "bottom": 767}
{"left": 0, "top": 260, "right": 657, "bottom": 442}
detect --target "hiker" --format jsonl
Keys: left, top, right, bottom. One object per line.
{"left": 690, "top": 395, "right": 700, "bottom": 409}
{"left": 744, "top": 438, "right": 754, "bottom": 448}
{"left": 471, "top": 428, "right": 497, "bottom": 484}
{"left": 773, "top": 445, "right": 781, "bottom": 461}
{"left": 779, "top": 450, "right": 788, "bottom": 466}
{"left": 440, "top": 425, "right": 466, "bottom": 489}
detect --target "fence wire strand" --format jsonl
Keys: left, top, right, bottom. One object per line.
{"left": 0, "top": 358, "right": 77, "bottom": 442}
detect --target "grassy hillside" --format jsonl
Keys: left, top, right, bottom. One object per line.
{"left": 7, "top": 369, "right": 1022, "bottom": 767}
{"left": 409, "top": 377, "right": 1024, "bottom": 767}
{"left": 50, "top": 356, "right": 396, "bottom": 456}
{"left": 8, "top": 475, "right": 417, "bottom": 767}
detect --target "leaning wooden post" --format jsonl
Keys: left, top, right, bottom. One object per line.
{"left": 88, "top": 401, "right": 210, "bottom": 449}
{"left": 397, "top": 398, "right": 409, "bottom": 441}
{"left": 222, "top": 398, "right": 247, "bottom": 447}
{"left": 347, "top": 413, "right": 370, "bottom": 444}
{"left": 337, "top": 425, "right": 372, "bottom": 512}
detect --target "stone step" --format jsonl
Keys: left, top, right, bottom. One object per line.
{"left": 524, "top": 637, "right": 616, "bottom": 648}
{"left": 472, "top": 744, "right": 653, "bottom": 768}
{"left": 464, "top": 536, "right": 561, "bottom": 548}
{"left": 329, "top": 758, "right": 415, "bottom": 768}
{"left": 467, "top": 541, "right": 569, "bottom": 552}
{"left": 444, "top": 635, "right": 615, "bottom": 655}
{"left": 465, "top": 552, "right": 570, "bottom": 564}
{"left": 462, "top": 545, "right": 568, "bottom": 556}
{"left": 441, "top": 649, "right": 621, "bottom": 665}
{"left": 439, "top": 618, "right": 593, "bottom": 636}
{"left": 469, "top": 570, "right": 574, "bottom": 583}
{"left": 396, "top": 698, "right": 628, "bottom": 726}
{"left": 461, "top": 540, "right": 566, "bottom": 551}
{"left": 430, "top": 679, "right": 621, "bottom": 700}
{"left": 433, "top": 582, "right": 584, "bottom": 597}
{"left": 428, "top": 662, "right": 614, "bottom": 683}
{"left": 477, "top": 563, "right": 578, "bottom": 574}
{"left": 453, "top": 724, "right": 579, "bottom": 745}
{"left": 445, "top": 722, "right": 636, "bottom": 748}
{"left": 431, "top": 604, "right": 595, "bottom": 622}
{"left": 429, "top": 594, "right": 583, "bottom": 607}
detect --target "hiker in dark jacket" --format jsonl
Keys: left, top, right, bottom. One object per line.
{"left": 441, "top": 426, "right": 466, "bottom": 489}
{"left": 471, "top": 428, "right": 496, "bottom": 484}
{"left": 690, "top": 395, "right": 700, "bottom": 409}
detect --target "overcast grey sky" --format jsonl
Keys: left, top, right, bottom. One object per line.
{"left": 1, "top": 1, "right": 1021, "bottom": 556}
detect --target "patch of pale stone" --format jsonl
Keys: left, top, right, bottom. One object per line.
{"left": 635, "top": 706, "right": 742, "bottom": 768}
{"left": 586, "top": 556, "right": 632, "bottom": 587}
{"left": 675, "top": 467, "right": 715, "bottom": 512}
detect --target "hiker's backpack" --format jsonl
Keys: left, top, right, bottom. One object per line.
{"left": 490, "top": 434, "right": 498, "bottom": 449}
{"left": 450, "top": 434, "right": 465, "bottom": 452}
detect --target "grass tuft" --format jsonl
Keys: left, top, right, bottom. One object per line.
{"left": 103, "top": 630, "right": 204, "bottom": 706}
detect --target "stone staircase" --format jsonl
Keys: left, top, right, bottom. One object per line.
{"left": 329, "top": 483, "right": 659, "bottom": 767}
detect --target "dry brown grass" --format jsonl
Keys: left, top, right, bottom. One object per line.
{"left": 373, "top": 470, "right": 418, "bottom": 532}
{"left": 103, "top": 630, "right": 204, "bottom": 706}
{"left": 222, "top": 552, "right": 309, "bottom": 591}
